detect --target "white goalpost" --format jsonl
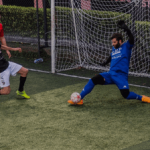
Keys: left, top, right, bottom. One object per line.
{"left": 52, "top": 0, "right": 150, "bottom": 78}
{"left": 51, "top": 0, "right": 55, "bottom": 73}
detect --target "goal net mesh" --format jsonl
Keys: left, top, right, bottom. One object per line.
{"left": 55, "top": 0, "right": 150, "bottom": 77}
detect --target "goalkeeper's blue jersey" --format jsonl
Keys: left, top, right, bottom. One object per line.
{"left": 110, "top": 40, "right": 134, "bottom": 74}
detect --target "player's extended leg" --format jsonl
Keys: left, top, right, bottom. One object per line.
{"left": 112, "top": 73, "right": 150, "bottom": 103}
{"left": 0, "top": 65, "right": 11, "bottom": 95}
{"left": 16, "top": 67, "right": 30, "bottom": 99}
{"left": 68, "top": 74, "right": 105, "bottom": 105}
{"left": 80, "top": 74, "right": 105, "bottom": 99}
{"left": 120, "top": 89, "right": 142, "bottom": 100}
{"left": 120, "top": 89, "right": 150, "bottom": 103}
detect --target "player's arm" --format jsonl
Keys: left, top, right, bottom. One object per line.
{"left": 117, "top": 20, "right": 134, "bottom": 45}
{"left": 100, "top": 55, "right": 111, "bottom": 66}
{"left": 0, "top": 32, "right": 11, "bottom": 58}
{"left": 1, "top": 44, "right": 22, "bottom": 52}
{"left": 0, "top": 36, "right": 6, "bottom": 45}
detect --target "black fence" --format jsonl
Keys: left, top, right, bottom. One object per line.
{"left": 1, "top": 0, "right": 70, "bottom": 8}
{"left": 2, "top": 0, "right": 34, "bottom": 7}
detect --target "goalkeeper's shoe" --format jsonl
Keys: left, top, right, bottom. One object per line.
{"left": 16, "top": 90, "right": 30, "bottom": 99}
{"left": 142, "top": 95, "right": 150, "bottom": 103}
{"left": 68, "top": 99, "right": 83, "bottom": 105}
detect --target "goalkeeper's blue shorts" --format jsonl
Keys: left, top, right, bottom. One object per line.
{"left": 100, "top": 71, "right": 129, "bottom": 90}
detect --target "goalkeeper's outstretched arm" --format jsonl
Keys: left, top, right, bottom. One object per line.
{"left": 117, "top": 20, "right": 134, "bottom": 45}
{"left": 125, "top": 28, "right": 134, "bottom": 45}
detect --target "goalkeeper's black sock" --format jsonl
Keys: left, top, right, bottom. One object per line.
{"left": 18, "top": 76, "right": 27, "bottom": 92}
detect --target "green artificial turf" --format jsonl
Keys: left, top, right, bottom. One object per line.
{"left": 0, "top": 71, "right": 150, "bottom": 150}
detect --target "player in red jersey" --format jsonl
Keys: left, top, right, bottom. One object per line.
{"left": 0, "top": 11, "right": 30, "bottom": 98}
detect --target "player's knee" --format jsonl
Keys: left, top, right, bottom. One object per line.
{"left": 120, "top": 89, "right": 130, "bottom": 99}
{"left": 2, "top": 87, "right": 11, "bottom": 95}
{"left": 6, "top": 87, "right": 11, "bottom": 95}
{"left": 21, "top": 68, "right": 28, "bottom": 76}
{"left": 91, "top": 74, "right": 105, "bottom": 85}
{"left": 6, "top": 89, "right": 11, "bottom": 95}
{"left": 24, "top": 68, "right": 29, "bottom": 75}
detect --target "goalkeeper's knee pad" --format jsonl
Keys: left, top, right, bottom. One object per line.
{"left": 120, "top": 89, "right": 130, "bottom": 99}
{"left": 91, "top": 74, "right": 105, "bottom": 85}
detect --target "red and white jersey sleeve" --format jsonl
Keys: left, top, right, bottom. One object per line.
{"left": 0, "top": 23, "right": 4, "bottom": 37}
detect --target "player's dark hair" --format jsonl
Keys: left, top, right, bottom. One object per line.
{"left": 110, "top": 33, "right": 123, "bottom": 42}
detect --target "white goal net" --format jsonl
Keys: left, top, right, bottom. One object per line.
{"left": 54, "top": 0, "right": 150, "bottom": 77}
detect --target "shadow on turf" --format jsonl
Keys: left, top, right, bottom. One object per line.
{"left": 123, "top": 140, "right": 150, "bottom": 150}
{"left": 0, "top": 71, "right": 86, "bottom": 103}
{"left": 68, "top": 104, "right": 84, "bottom": 107}
{"left": 68, "top": 99, "right": 147, "bottom": 109}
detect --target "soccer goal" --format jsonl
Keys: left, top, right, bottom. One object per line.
{"left": 52, "top": 0, "right": 150, "bottom": 78}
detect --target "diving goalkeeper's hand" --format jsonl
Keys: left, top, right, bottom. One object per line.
{"left": 117, "top": 20, "right": 134, "bottom": 44}
{"left": 117, "top": 20, "right": 129, "bottom": 32}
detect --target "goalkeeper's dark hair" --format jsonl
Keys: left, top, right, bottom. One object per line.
{"left": 110, "top": 33, "right": 123, "bottom": 42}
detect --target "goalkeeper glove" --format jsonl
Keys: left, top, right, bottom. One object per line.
{"left": 117, "top": 20, "right": 129, "bottom": 32}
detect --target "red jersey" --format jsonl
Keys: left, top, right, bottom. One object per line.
{"left": 0, "top": 23, "right": 4, "bottom": 37}
{"left": 0, "top": 23, "right": 8, "bottom": 72}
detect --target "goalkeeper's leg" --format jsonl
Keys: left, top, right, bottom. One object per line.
{"left": 120, "top": 89, "right": 150, "bottom": 103}
{"left": 120, "top": 89, "right": 142, "bottom": 100}
{"left": 112, "top": 74, "right": 150, "bottom": 103}
{"left": 80, "top": 74, "right": 105, "bottom": 99}
{"left": 68, "top": 74, "right": 105, "bottom": 105}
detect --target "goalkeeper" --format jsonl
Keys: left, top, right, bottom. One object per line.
{"left": 68, "top": 20, "right": 150, "bottom": 105}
